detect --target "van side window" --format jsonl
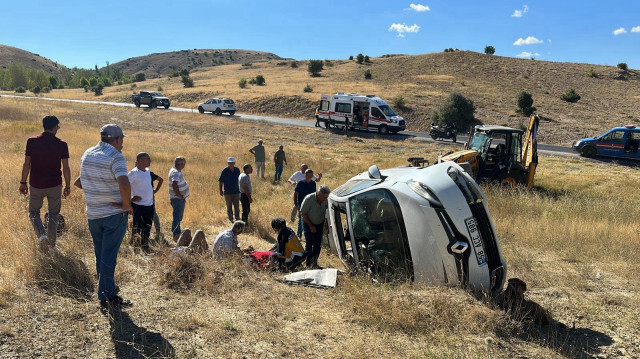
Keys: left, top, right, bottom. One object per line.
{"left": 320, "top": 100, "right": 330, "bottom": 111}
{"left": 601, "top": 131, "right": 625, "bottom": 142}
{"left": 371, "top": 107, "right": 384, "bottom": 119}
{"left": 335, "top": 102, "right": 351, "bottom": 113}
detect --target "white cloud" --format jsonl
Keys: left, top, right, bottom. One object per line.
{"left": 516, "top": 51, "right": 540, "bottom": 58}
{"left": 513, "top": 36, "right": 543, "bottom": 46}
{"left": 511, "top": 5, "right": 529, "bottom": 18}
{"left": 632, "top": 26, "right": 640, "bottom": 33}
{"left": 409, "top": 3, "right": 430, "bottom": 12}
{"left": 548, "top": 39, "right": 552, "bottom": 43}
{"left": 389, "top": 23, "right": 420, "bottom": 37}
{"left": 613, "top": 27, "right": 627, "bottom": 35}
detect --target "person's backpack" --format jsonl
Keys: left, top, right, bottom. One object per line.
{"left": 44, "top": 213, "right": 66, "bottom": 236}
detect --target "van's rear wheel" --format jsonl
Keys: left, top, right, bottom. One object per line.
{"left": 378, "top": 125, "right": 389, "bottom": 135}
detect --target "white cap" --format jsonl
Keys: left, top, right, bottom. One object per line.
{"left": 227, "top": 157, "right": 236, "bottom": 163}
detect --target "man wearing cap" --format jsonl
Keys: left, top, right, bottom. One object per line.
{"left": 219, "top": 157, "right": 241, "bottom": 223}
{"left": 248, "top": 139, "right": 265, "bottom": 179}
{"left": 19, "top": 115, "right": 71, "bottom": 252}
{"left": 74, "top": 124, "right": 133, "bottom": 309}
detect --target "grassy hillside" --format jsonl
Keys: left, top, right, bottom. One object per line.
{"left": 106, "top": 49, "right": 286, "bottom": 78}
{"left": 0, "top": 97, "right": 638, "bottom": 358}
{"left": 0, "top": 44, "right": 65, "bottom": 75}
{"left": 11, "top": 51, "right": 640, "bottom": 145}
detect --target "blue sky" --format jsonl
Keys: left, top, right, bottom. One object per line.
{"left": 2, "top": 0, "right": 640, "bottom": 69}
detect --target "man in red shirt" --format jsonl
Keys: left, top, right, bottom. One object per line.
{"left": 19, "top": 116, "right": 71, "bottom": 252}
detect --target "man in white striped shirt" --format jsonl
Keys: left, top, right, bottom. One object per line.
{"left": 74, "top": 124, "right": 133, "bottom": 309}
{"left": 169, "top": 156, "right": 189, "bottom": 240}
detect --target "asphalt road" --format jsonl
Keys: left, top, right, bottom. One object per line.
{"left": 0, "top": 94, "right": 580, "bottom": 159}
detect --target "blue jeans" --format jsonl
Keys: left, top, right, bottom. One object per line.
{"left": 275, "top": 164, "right": 283, "bottom": 181}
{"left": 303, "top": 222, "right": 324, "bottom": 267}
{"left": 88, "top": 212, "right": 128, "bottom": 301}
{"left": 170, "top": 198, "right": 186, "bottom": 238}
{"left": 297, "top": 210, "right": 303, "bottom": 238}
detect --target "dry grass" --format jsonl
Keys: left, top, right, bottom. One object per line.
{"left": 6, "top": 51, "right": 640, "bottom": 145}
{"left": 0, "top": 96, "right": 638, "bottom": 358}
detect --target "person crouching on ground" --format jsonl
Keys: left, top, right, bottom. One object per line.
{"left": 300, "top": 185, "right": 331, "bottom": 269}
{"left": 128, "top": 152, "right": 155, "bottom": 253}
{"left": 270, "top": 218, "right": 305, "bottom": 271}
{"left": 212, "top": 220, "right": 247, "bottom": 258}
{"left": 169, "top": 156, "right": 189, "bottom": 241}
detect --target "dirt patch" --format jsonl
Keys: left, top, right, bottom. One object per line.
{"left": 239, "top": 95, "right": 317, "bottom": 119}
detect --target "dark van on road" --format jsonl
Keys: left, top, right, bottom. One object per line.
{"left": 572, "top": 125, "right": 640, "bottom": 159}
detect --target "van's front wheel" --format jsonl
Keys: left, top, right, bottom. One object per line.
{"left": 378, "top": 125, "right": 389, "bottom": 135}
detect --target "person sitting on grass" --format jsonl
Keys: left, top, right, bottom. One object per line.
{"left": 212, "top": 220, "right": 252, "bottom": 258}
{"left": 170, "top": 228, "right": 209, "bottom": 255}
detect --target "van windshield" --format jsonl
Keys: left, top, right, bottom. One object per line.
{"left": 378, "top": 105, "right": 397, "bottom": 117}
{"left": 469, "top": 132, "right": 490, "bottom": 152}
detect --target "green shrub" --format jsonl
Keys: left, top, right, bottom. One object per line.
{"left": 14, "top": 86, "right": 26, "bottom": 93}
{"left": 431, "top": 92, "right": 475, "bottom": 128}
{"left": 356, "top": 53, "right": 364, "bottom": 64}
{"left": 242, "top": 63, "right": 252, "bottom": 67}
{"left": 31, "top": 86, "right": 41, "bottom": 94}
{"left": 89, "top": 77, "right": 98, "bottom": 87}
{"left": 364, "top": 70, "right": 372, "bottom": 79}
{"left": 561, "top": 88, "right": 581, "bottom": 103}
{"left": 324, "top": 60, "right": 333, "bottom": 67}
{"left": 290, "top": 61, "right": 298, "bottom": 68}
{"left": 303, "top": 83, "right": 313, "bottom": 93}
{"left": 84, "top": 86, "right": 89, "bottom": 93}
{"left": 587, "top": 68, "right": 598, "bottom": 78}
{"left": 255, "top": 75, "right": 265, "bottom": 86}
{"left": 484, "top": 46, "right": 495, "bottom": 55}
{"left": 248, "top": 78, "right": 257, "bottom": 85}
{"left": 170, "top": 71, "right": 180, "bottom": 78}
{"left": 238, "top": 78, "right": 247, "bottom": 88}
{"left": 48, "top": 76, "right": 58, "bottom": 89}
{"left": 93, "top": 84, "right": 103, "bottom": 96}
{"left": 364, "top": 55, "right": 371, "bottom": 63}
{"left": 308, "top": 60, "right": 324, "bottom": 77}
{"left": 134, "top": 73, "right": 146, "bottom": 82}
{"left": 617, "top": 63, "right": 628, "bottom": 71}
{"left": 42, "top": 86, "right": 51, "bottom": 93}
{"left": 349, "top": 55, "right": 353, "bottom": 60}
{"left": 393, "top": 96, "right": 406, "bottom": 109}
{"left": 516, "top": 91, "right": 536, "bottom": 116}
{"left": 181, "top": 75, "right": 194, "bottom": 88}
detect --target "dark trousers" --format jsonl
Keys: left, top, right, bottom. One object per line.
{"left": 303, "top": 222, "right": 324, "bottom": 266}
{"left": 132, "top": 203, "right": 154, "bottom": 251}
{"left": 240, "top": 193, "right": 251, "bottom": 223}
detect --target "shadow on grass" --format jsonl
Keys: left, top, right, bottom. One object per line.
{"left": 585, "top": 155, "right": 640, "bottom": 168}
{"left": 522, "top": 322, "right": 613, "bottom": 359}
{"left": 324, "top": 126, "right": 414, "bottom": 141}
{"left": 107, "top": 308, "right": 176, "bottom": 359}
{"left": 35, "top": 252, "right": 94, "bottom": 301}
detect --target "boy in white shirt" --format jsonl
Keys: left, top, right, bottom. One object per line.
{"left": 128, "top": 152, "right": 155, "bottom": 253}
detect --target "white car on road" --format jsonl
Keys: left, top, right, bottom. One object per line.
{"left": 197, "top": 98, "right": 236, "bottom": 116}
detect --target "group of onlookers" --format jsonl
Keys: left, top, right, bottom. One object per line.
{"left": 19, "top": 117, "right": 332, "bottom": 309}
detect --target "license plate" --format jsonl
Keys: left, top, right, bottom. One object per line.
{"left": 465, "top": 217, "right": 487, "bottom": 265}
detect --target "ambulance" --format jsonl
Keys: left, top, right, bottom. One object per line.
{"left": 316, "top": 93, "right": 406, "bottom": 135}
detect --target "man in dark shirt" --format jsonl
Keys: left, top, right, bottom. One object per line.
{"left": 293, "top": 169, "right": 317, "bottom": 237}
{"left": 273, "top": 144, "right": 287, "bottom": 181}
{"left": 219, "top": 157, "right": 241, "bottom": 222}
{"left": 19, "top": 115, "right": 71, "bottom": 252}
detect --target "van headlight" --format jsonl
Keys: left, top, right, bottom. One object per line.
{"left": 407, "top": 180, "right": 442, "bottom": 208}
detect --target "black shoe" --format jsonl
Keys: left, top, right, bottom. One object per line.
{"left": 100, "top": 295, "right": 133, "bottom": 309}
{"left": 114, "top": 284, "right": 120, "bottom": 295}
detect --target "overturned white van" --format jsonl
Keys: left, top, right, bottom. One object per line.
{"left": 327, "top": 161, "right": 507, "bottom": 295}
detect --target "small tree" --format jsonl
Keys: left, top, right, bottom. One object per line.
{"left": 393, "top": 96, "right": 406, "bottom": 109}
{"left": 586, "top": 68, "right": 598, "bottom": 78}
{"left": 364, "top": 70, "right": 372, "bottom": 79}
{"left": 303, "top": 83, "right": 313, "bottom": 93}
{"left": 349, "top": 55, "right": 354, "bottom": 60}
{"left": 181, "top": 75, "right": 194, "bottom": 88}
{"left": 431, "top": 92, "right": 475, "bottom": 128}
{"left": 561, "top": 88, "right": 581, "bottom": 103}
{"left": 134, "top": 73, "right": 146, "bottom": 82}
{"left": 255, "top": 75, "right": 265, "bottom": 86}
{"left": 517, "top": 91, "right": 536, "bottom": 116}
{"left": 290, "top": 61, "right": 298, "bottom": 68}
{"left": 238, "top": 78, "right": 247, "bottom": 88}
{"left": 15, "top": 86, "right": 26, "bottom": 93}
{"left": 48, "top": 76, "right": 58, "bottom": 89}
{"left": 617, "top": 63, "right": 628, "bottom": 71}
{"left": 93, "top": 84, "right": 103, "bottom": 96}
{"left": 89, "top": 77, "right": 98, "bottom": 87}
{"left": 308, "top": 60, "right": 324, "bottom": 77}
{"left": 484, "top": 46, "right": 496, "bottom": 55}
{"left": 356, "top": 53, "right": 364, "bottom": 64}
{"left": 31, "top": 86, "right": 41, "bottom": 95}
{"left": 364, "top": 55, "right": 371, "bottom": 63}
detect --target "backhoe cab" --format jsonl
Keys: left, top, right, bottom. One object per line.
{"left": 440, "top": 115, "right": 539, "bottom": 188}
